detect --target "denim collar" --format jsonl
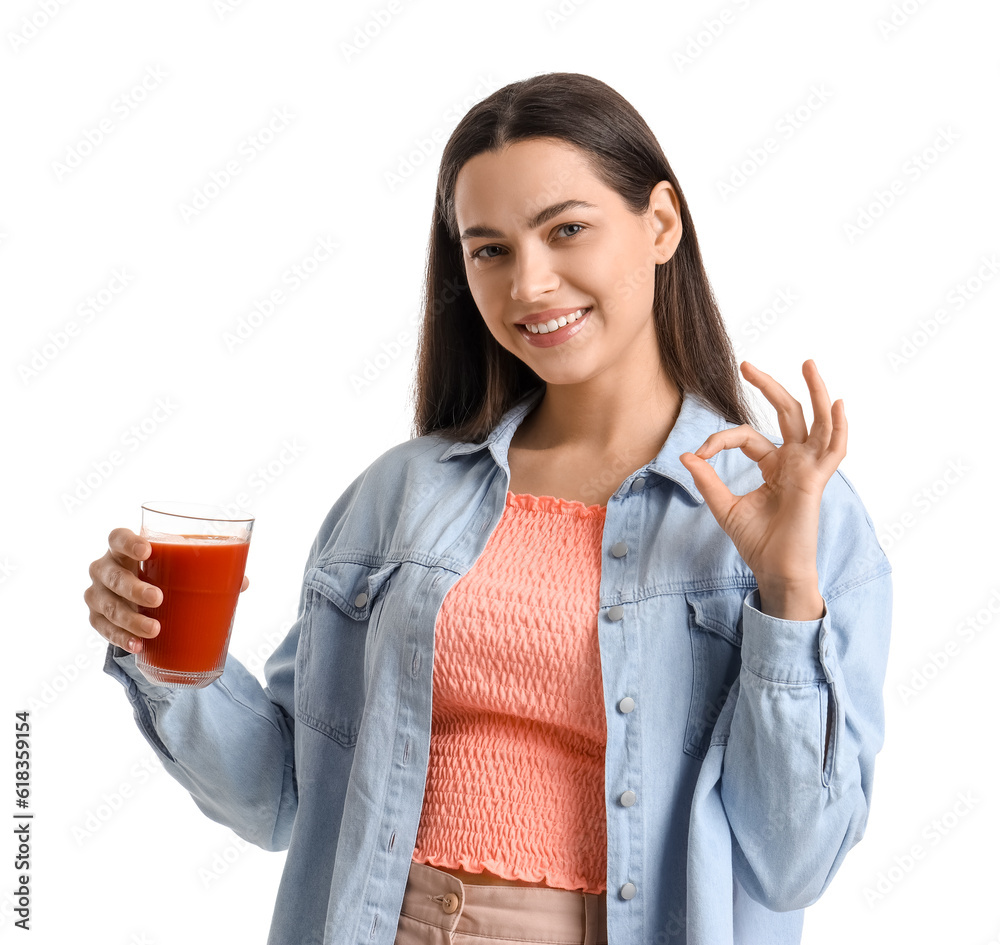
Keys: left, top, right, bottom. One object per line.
{"left": 438, "top": 386, "right": 730, "bottom": 506}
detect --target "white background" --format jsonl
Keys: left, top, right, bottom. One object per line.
{"left": 2, "top": 0, "right": 998, "bottom": 942}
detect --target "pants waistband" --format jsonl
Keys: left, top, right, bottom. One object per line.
{"left": 398, "top": 861, "right": 608, "bottom": 944}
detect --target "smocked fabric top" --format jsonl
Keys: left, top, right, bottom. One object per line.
{"left": 410, "top": 490, "right": 609, "bottom": 894}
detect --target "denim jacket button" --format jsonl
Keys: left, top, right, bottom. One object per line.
{"left": 620, "top": 882, "right": 637, "bottom": 900}
{"left": 611, "top": 541, "right": 628, "bottom": 558}
{"left": 354, "top": 592, "right": 369, "bottom": 608}
{"left": 618, "top": 696, "right": 636, "bottom": 714}
{"left": 607, "top": 605, "right": 624, "bottom": 622}
{"left": 619, "top": 790, "right": 637, "bottom": 807}
{"left": 630, "top": 478, "right": 645, "bottom": 493}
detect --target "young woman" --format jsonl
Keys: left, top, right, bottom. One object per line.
{"left": 84, "top": 72, "right": 893, "bottom": 945}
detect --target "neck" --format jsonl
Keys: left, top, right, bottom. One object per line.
{"left": 516, "top": 366, "right": 682, "bottom": 462}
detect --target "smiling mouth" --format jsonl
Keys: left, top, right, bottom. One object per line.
{"left": 522, "top": 307, "right": 591, "bottom": 334}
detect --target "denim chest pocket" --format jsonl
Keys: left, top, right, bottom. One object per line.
{"left": 683, "top": 589, "right": 745, "bottom": 760}
{"left": 295, "top": 560, "right": 400, "bottom": 747}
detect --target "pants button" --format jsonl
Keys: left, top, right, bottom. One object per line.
{"left": 441, "top": 892, "right": 460, "bottom": 914}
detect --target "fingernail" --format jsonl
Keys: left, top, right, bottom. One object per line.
{"left": 128, "top": 638, "right": 141, "bottom": 653}
{"left": 142, "top": 585, "right": 161, "bottom": 605}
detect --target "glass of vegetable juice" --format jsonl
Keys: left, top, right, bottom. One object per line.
{"left": 135, "top": 501, "right": 254, "bottom": 688}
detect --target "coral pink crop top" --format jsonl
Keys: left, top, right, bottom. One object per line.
{"left": 411, "top": 490, "right": 608, "bottom": 894}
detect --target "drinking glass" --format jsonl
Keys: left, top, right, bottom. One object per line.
{"left": 135, "top": 501, "right": 254, "bottom": 688}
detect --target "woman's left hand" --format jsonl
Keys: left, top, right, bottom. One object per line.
{"left": 678, "top": 360, "right": 847, "bottom": 620}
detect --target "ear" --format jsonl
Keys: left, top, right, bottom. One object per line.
{"left": 646, "top": 181, "right": 683, "bottom": 264}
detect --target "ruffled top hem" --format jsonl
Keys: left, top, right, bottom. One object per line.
{"left": 506, "top": 490, "right": 606, "bottom": 518}
{"left": 410, "top": 849, "right": 607, "bottom": 896}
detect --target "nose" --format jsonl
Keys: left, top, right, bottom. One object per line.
{"left": 509, "top": 244, "right": 559, "bottom": 302}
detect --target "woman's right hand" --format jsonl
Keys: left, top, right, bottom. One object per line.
{"left": 84, "top": 528, "right": 162, "bottom": 654}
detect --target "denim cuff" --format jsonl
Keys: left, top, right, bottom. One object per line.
{"left": 102, "top": 642, "right": 176, "bottom": 701}
{"left": 740, "top": 588, "right": 828, "bottom": 684}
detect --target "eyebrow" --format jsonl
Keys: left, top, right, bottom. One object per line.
{"left": 459, "top": 199, "right": 598, "bottom": 241}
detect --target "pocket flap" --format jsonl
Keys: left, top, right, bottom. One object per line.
{"left": 684, "top": 588, "right": 745, "bottom": 647}
{"left": 304, "top": 560, "right": 400, "bottom": 620}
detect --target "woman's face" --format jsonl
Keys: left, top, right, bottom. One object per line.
{"left": 453, "top": 137, "right": 682, "bottom": 388}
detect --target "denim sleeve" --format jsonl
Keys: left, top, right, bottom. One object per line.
{"left": 719, "top": 471, "right": 893, "bottom": 911}
{"left": 99, "top": 487, "right": 353, "bottom": 853}
{"left": 102, "top": 571, "right": 308, "bottom": 852}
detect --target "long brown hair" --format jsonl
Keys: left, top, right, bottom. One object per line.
{"left": 411, "top": 72, "right": 757, "bottom": 442}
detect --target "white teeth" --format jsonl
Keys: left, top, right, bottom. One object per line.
{"left": 526, "top": 307, "right": 588, "bottom": 334}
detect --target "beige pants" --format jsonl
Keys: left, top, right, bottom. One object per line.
{"left": 393, "top": 861, "right": 609, "bottom": 945}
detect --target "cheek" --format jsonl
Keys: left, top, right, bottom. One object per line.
{"left": 576, "top": 239, "right": 634, "bottom": 290}
{"left": 464, "top": 262, "right": 493, "bottom": 302}
{"left": 464, "top": 284, "right": 512, "bottom": 345}
{"left": 466, "top": 272, "right": 512, "bottom": 331}
{"left": 609, "top": 238, "right": 658, "bottom": 297}
{"left": 467, "top": 287, "right": 496, "bottom": 331}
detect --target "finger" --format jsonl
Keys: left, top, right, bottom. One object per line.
{"left": 828, "top": 399, "right": 848, "bottom": 465}
{"left": 679, "top": 451, "right": 737, "bottom": 523}
{"left": 90, "top": 555, "right": 162, "bottom": 608}
{"left": 84, "top": 583, "right": 160, "bottom": 638}
{"left": 741, "top": 361, "right": 808, "bottom": 443}
{"left": 241, "top": 575, "right": 250, "bottom": 593}
{"left": 88, "top": 609, "right": 150, "bottom": 654}
{"left": 108, "top": 527, "right": 149, "bottom": 566}
{"left": 802, "top": 360, "right": 835, "bottom": 447}
{"left": 691, "top": 423, "right": 779, "bottom": 466}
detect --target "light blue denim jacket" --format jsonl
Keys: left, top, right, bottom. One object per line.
{"left": 104, "top": 387, "right": 893, "bottom": 945}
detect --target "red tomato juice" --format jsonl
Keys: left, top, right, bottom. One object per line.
{"left": 138, "top": 535, "right": 250, "bottom": 678}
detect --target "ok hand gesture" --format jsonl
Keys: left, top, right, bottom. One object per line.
{"left": 679, "top": 360, "right": 846, "bottom": 620}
